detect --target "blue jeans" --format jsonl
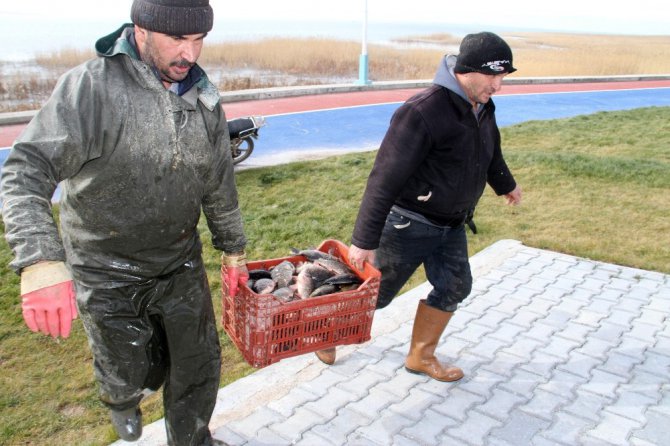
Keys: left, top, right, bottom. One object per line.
{"left": 375, "top": 210, "right": 472, "bottom": 312}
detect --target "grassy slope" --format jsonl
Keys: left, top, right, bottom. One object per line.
{"left": 0, "top": 106, "right": 668, "bottom": 444}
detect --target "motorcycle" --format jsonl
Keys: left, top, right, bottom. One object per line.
{"left": 227, "top": 116, "right": 266, "bottom": 165}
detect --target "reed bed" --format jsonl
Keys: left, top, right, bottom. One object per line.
{"left": 508, "top": 33, "right": 670, "bottom": 76}
{"left": 1, "top": 32, "right": 669, "bottom": 112}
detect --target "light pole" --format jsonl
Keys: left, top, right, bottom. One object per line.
{"left": 356, "top": 0, "right": 371, "bottom": 85}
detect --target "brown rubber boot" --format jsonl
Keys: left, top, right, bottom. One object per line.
{"left": 315, "top": 347, "right": 336, "bottom": 365}
{"left": 404, "top": 299, "right": 464, "bottom": 382}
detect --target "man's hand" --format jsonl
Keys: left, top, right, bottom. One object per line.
{"left": 504, "top": 185, "right": 523, "bottom": 206}
{"left": 348, "top": 244, "right": 376, "bottom": 272}
{"left": 20, "top": 261, "right": 78, "bottom": 339}
{"left": 222, "top": 252, "right": 249, "bottom": 297}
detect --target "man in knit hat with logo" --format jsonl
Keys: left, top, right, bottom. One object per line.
{"left": 1, "top": 0, "right": 248, "bottom": 443}
{"left": 317, "top": 32, "right": 523, "bottom": 380}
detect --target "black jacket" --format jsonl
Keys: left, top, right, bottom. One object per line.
{"left": 351, "top": 60, "right": 516, "bottom": 250}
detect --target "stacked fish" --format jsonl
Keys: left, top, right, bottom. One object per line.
{"left": 247, "top": 249, "right": 363, "bottom": 303}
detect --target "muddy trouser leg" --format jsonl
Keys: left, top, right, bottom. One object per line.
{"left": 423, "top": 225, "right": 472, "bottom": 312}
{"left": 375, "top": 211, "right": 438, "bottom": 309}
{"left": 159, "top": 260, "right": 221, "bottom": 446}
{"left": 375, "top": 212, "right": 471, "bottom": 312}
{"left": 76, "top": 258, "right": 221, "bottom": 446}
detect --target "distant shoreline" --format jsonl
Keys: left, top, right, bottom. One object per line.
{"left": 2, "top": 15, "right": 667, "bottom": 62}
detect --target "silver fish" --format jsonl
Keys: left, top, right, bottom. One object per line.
{"left": 291, "top": 248, "right": 339, "bottom": 262}
{"left": 271, "top": 260, "right": 295, "bottom": 289}
{"left": 324, "top": 273, "right": 362, "bottom": 286}
{"left": 296, "top": 263, "right": 334, "bottom": 299}
{"left": 253, "top": 278, "right": 276, "bottom": 294}
{"left": 272, "top": 287, "right": 296, "bottom": 302}
{"left": 309, "top": 283, "right": 338, "bottom": 298}
{"left": 314, "top": 258, "right": 354, "bottom": 276}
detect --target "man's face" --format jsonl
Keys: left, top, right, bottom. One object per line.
{"left": 135, "top": 26, "right": 206, "bottom": 85}
{"left": 457, "top": 71, "right": 508, "bottom": 106}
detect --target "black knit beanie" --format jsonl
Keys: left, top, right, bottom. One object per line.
{"left": 454, "top": 32, "right": 517, "bottom": 75}
{"left": 131, "top": 0, "right": 213, "bottom": 35}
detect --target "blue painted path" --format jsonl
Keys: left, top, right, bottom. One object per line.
{"left": 0, "top": 86, "right": 668, "bottom": 194}
{"left": 246, "top": 87, "right": 670, "bottom": 165}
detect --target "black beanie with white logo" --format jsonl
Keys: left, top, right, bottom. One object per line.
{"left": 131, "top": 0, "right": 213, "bottom": 35}
{"left": 454, "top": 32, "right": 517, "bottom": 75}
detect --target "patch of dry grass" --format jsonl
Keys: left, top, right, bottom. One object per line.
{"left": 34, "top": 47, "right": 95, "bottom": 69}
{"left": 506, "top": 33, "right": 670, "bottom": 76}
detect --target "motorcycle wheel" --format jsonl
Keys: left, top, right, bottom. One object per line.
{"left": 231, "top": 137, "right": 254, "bottom": 165}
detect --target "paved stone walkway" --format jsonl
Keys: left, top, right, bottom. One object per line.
{"left": 113, "top": 240, "right": 669, "bottom": 446}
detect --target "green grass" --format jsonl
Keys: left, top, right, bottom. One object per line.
{"left": 1, "top": 106, "right": 669, "bottom": 444}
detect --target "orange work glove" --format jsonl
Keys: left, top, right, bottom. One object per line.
{"left": 222, "top": 252, "right": 249, "bottom": 298}
{"left": 20, "top": 261, "right": 78, "bottom": 339}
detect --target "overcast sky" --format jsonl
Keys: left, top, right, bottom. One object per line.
{"left": 1, "top": 0, "right": 667, "bottom": 35}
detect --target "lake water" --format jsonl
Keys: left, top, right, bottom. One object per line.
{"left": 1, "top": 15, "right": 528, "bottom": 61}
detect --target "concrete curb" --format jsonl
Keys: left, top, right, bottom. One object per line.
{"left": 2, "top": 75, "right": 669, "bottom": 126}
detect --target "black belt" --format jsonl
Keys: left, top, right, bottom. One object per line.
{"left": 428, "top": 209, "right": 477, "bottom": 233}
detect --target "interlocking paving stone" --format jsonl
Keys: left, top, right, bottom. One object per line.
{"left": 335, "top": 370, "right": 386, "bottom": 398}
{"left": 431, "top": 387, "right": 486, "bottom": 421}
{"left": 350, "top": 410, "right": 417, "bottom": 445}
{"left": 268, "top": 406, "right": 329, "bottom": 442}
{"left": 309, "top": 407, "right": 371, "bottom": 441}
{"left": 562, "top": 389, "right": 613, "bottom": 422}
{"left": 499, "top": 368, "right": 547, "bottom": 399}
{"left": 117, "top": 240, "right": 669, "bottom": 446}
{"left": 387, "top": 388, "right": 442, "bottom": 420}
{"left": 580, "top": 369, "right": 628, "bottom": 399}
{"left": 518, "top": 388, "right": 570, "bottom": 421}
{"left": 266, "top": 387, "right": 319, "bottom": 418}
{"left": 374, "top": 368, "right": 428, "bottom": 399}
{"left": 541, "top": 412, "right": 597, "bottom": 445}
{"left": 586, "top": 412, "right": 644, "bottom": 445}
{"left": 490, "top": 411, "right": 551, "bottom": 445}
{"left": 346, "top": 387, "right": 403, "bottom": 419}
{"left": 444, "top": 410, "right": 504, "bottom": 445}
{"left": 605, "top": 388, "right": 658, "bottom": 423}
{"left": 225, "top": 406, "right": 284, "bottom": 439}
{"left": 398, "top": 408, "right": 458, "bottom": 445}
{"left": 489, "top": 322, "right": 527, "bottom": 344}
{"left": 302, "top": 387, "right": 359, "bottom": 419}
{"left": 537, "top": 368, "right": 588, "bottom": 398}
{"left": 631, "top": 408, "right": 670, "bottom": 445}
{"left": 474, "top": 388, "right": 527, "bottom": 421}
{"left": 455, "top": 369, "right": 507, "bottom": 399}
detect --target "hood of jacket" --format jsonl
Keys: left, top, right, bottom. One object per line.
{"left": 432, "top": 54, "right": 471, "bottom": 104}
{"left": 94, "top": 23, "right": 220, "bottom": 111}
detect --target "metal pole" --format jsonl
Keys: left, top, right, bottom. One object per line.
{"left": 356, "top": 0, "right": 371, "bottom": 85}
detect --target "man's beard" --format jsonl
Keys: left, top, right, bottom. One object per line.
{"left": 140, "top": 36, "right": 193, "bottom": 84}
{"left": 158, "top": 60, "right": 194, "bottom": 84}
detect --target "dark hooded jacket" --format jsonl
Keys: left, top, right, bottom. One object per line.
{"left": 351, "top": 55, "right": 516, "bottom": 250}
{"left": 0, "top": 25, "right": 246, "bottom": 287}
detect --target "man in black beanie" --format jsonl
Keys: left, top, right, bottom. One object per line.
{"left": 1, "top": 0, "right": 249, "bottom": 444}
{"left": 317, "top": 32, "right": 522, "bottom": 379}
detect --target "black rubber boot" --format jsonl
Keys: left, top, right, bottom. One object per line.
{"left": 110, "top": 406, "right": 143, "bottom": 441}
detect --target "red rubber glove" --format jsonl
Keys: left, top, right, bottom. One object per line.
{"left": 223, "top": 265, "right": 249, "bottom": 297}
{"left": 20, "top": 261, "right": 78, "bottom": 339}
{"left": 222, "top": 252, "right": 249, "bottom": 297}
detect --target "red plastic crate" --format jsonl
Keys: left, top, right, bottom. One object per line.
{"left": 222, "top": 239, "right": 380, "bottom": 368}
